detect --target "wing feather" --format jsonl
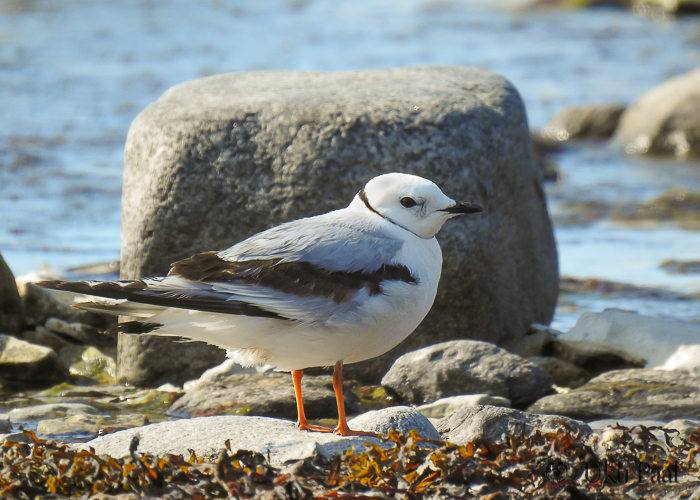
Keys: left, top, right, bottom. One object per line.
{"left": 37, "top": 211, "right": 417, "bottom": 325}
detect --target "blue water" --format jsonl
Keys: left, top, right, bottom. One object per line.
{"left": 1, "top": 1, "right": 699, "bottom": 324}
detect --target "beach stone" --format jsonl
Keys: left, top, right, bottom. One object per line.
{"left": 58, "top": 345, "right": 117, "bottom": 384}
{"left": 169, "top": 372, "right": 361, "bottom": 420}
{"left": 500, "top": 322, "right": 558, "bottom": 358}
{"left": 45, "top": 317, "right": 117, "bottom": 349}
{"left": 640, "top": 0, "right": 700, "bottom": 15}
{"left": 7, "top": 402, "right": 102, "bottom": 422}
{"left": 542, "top": 103, "right": 625, "bottom": 141}
{"left": 0, "top": 417, "right": 10, "bottom": 433}
{"left": 119, "top": 66, "right": 558, "bottom": 386}
{"left": 415, "top": 394, "right": 511, "bottom": 419}
{"left": 15, "top": 270, "right": 63, "bottom": 296}
{"left": 657, "top": 344, "right": 700, "bottom": 375}
{"left": 664, "top": 419, "right": 700, "bottom": 441}
{"left": 20, "top": 326, "right": 74, "bottom": 352}
{"left": 547, "top": 337, "right": 645, "bottom": 377}
{"left": 0, "top": 432, "right": 33, "bottom": 444}
{"left": 381, "top": 340, "right": 553, "bottom": 406}
{"left": 36, "top": 413, "right": 147, "bottom": 437}
{"left": 434, "top": 405, "right": 591, "bottom": 445}
{"left": 347, "top": 406, "right": 440, "bottom": 440}
{"left": 183, "top": 358, "right": 259, "bottom": 391}
{"left": 528, "top": 356, "right": 592, "bottom": 389}
{"left": 660, "top": 259, "right": 700, "bottom": 274}
{"left": 527, "top": 368, "right": 700, "bottom": 420}
{"left": 614, "top": 67, "right": 700, "bottom": 156}
{"left": 0, "top": 334, "right": 66, "bottom": 384}
{"left": 81, "top": 415, "right": 430, "bottom": 466}
{"left": 117, "top": 335, "right": 227, "bottom": 387}
{"left": 559, "top": 309, "right": 700, "bottom": 368}
{"left": 0, "top": 253, "right": 22, "bottom": 335}
{"left": 22, "top": 283, "right": 115, "bottom": 329}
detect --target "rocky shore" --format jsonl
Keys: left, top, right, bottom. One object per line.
{"left": 2, "top": 61, "right": 700, "bottom": 497}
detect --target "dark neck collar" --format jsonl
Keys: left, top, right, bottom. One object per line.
{"left": 358, "top": 187, "right": 386, "bottom": 220}
{"left": 358, "top": 187, "right": 426, "bottom": 239}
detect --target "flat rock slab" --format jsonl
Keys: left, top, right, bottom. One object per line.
{"left": 83, "top": 407, "right": 438, "bottom": 466}
{"left": 8, "top": 403, "right": 102, "bottom": 422}
{"left": 527, "top": 368, "right": 700, "bottom": 420}
{"left": 381, "top": 340, "right": 552, "bottom": 405}
{"left": 435, "top": 405, "right": 591, "bottom": 445}
{"left": 169, "top": 372, "right": 361, "bottom": 420}
{"left": 119, "top": 65, "right": 558, "bottom": 386}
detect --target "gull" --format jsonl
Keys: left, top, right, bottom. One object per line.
{"left": 39, "top": 173, "right": 482, "bottom": 436}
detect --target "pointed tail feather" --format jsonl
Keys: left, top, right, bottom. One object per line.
{"left": 105, "top": 321, "right": 163, "bottom": 335}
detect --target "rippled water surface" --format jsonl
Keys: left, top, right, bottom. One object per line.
{"left": 1, "top": 0, "right": 700, "bottom": 326}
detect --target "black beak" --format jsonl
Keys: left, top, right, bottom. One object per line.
{"left": 440, "top": 201, "right": 483, "bottom": 214}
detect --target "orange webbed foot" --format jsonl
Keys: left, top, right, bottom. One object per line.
{"left": 297, "top": 422, "right": 335, "bottom": 433}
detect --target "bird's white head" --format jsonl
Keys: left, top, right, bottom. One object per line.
{"left": 349, "top": 172, "right": 483, "bottom": 238}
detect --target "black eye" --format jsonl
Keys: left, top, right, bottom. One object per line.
{"left": 400, "top": 197, "right": 417, "bottom": 208}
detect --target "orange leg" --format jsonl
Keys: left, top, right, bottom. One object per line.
{"left": 292, "top": 369, "right": 334, "bottom": 433}
{"left": 332, "top": 362, "right": 378, "bottom": 437}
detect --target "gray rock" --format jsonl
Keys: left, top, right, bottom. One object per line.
{"left": 416, "top": 394, "right": 511, "bottom": 419}
{"left": 0, "top": 417, "right": 10, "bottom": 433}
{"left": 0, "top": 253, "right": 22, "bottom": 335}
{"left": 36, "top": 413, "right": 147, "bottom": 437}
{"left": 500, "top": 323, "right": 558, "bottom": 358}
{"left": 117, "top": 334, "right": 226, "bottom": 387}
{"left": 559, "top": 309, "right": 700, "bottom": 368}
{"left": 434, "top": 405, "right": 591, "bottom": 445}
{"left": 348, "top": 406, "right": 441, "bottom": 440}
{"left": 7, "top": 402, "right": 102, "bottom": 422}
{"left": 183, "top": 358, "right": 259, "bottom": 391}
{"left": 542, "top": 103, "right": 625, "bottom": 141}
{"left": 45, "top": 317, "right": 117, "bottom": 349}
{"left": 0, "top": 432, "right": 33, "bottom": 444}
{"left": 664, "top": 419, "right": 700, "bottom": 441}
{"left": 20, "top": 326, "right": 74, "bottom": 352}
{"left": 120, "top": 66, "right": 558, "bottom": 385}
{"left": 15, "top": 270, "right": 63, "bottom": 296}
{"left": 657, "top": 344, "right": 700, "bottom": 375}
{"left": 0, "top": 334, "right": 67, "bottom": 384}
{"left": 547, "top": 337, "right": 645, "bottom": 377}
{"left": 22, "top": 283, "right": 115, "bottom": 329}
{"left": 169, "top": 372, "right": 361, "bottom": 420}
{"left": 381, "top": 340, "right": 553, "bottom": 406}
{"left": 528, "top": 356, "right": 592, "bottom": 389}
{"left": 527, "top": 368, "right": 700, "bottom": 420}
{"left": 58, "top": 345, "right": 117, "bottom": 384}
{"left": 635, "top": 0, "right": 700, "bottom": 15}
{"left": 614, "top": 67, "right": 700, "bottom": 156}
{"left": 81, "top": 415, "right": 427, "bottom": 466}
{"left": 660, "top": 258, "right": 700, "bottom": 275}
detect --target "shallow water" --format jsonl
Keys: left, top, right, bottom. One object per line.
{"left": 1, "top": 0, "right": 699, "bottom": 327}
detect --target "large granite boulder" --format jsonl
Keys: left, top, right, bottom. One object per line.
{"left": 614, "top": 67, "right": 700, "bottom": 156}
{"left": 0, "top": 253, "right": 22, "bottom": 335}
{"left": 119, "top": 66, "right": 558, "bottom": 385}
